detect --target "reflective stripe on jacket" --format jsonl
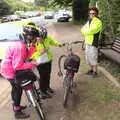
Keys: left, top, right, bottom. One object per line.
{"left": 30, "top": 36, "right": 61, "bottom": 61}
{"left": 81, "top": 17, "right": 102, "bottom": 47}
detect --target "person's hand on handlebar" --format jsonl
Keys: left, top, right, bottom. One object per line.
{"left": 59, "top": 43, "right": 65, "bottom": 47}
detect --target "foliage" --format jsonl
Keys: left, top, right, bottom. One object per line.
{"left": 35, "top": 0, "right": 49, "bottom": 7}
{"left": 89, "top": 0, "right": 97, "bottom": 7}
{"left": 0, "top": 0, "right": 12, "bottom": 16}
{"left": 90, "top": 0, "right": 120, "bottom": 38}
{"left": 51, "top": 0, "right": 72, "bottom": 7}
{"left": 34, "top": 0, "right": 53, "bottom": 11}
{"left": 0, "top": 0, "right": 42, "bottom": 17}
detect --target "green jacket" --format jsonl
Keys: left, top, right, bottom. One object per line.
{"left": 81, "top": 17, "right": 102, "bottom": 47}
{"left": 30, "top": 36, "right": 61, "bottom": 61}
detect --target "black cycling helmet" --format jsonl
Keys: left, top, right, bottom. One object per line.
{"left": 39, "top": 26, "right": 48, "bottom": 39}
{"left": 23, "top": 22, "right": 39, "bottom": 37}
{"left": 23, "top": 26, "right": 39, "bottom": 37}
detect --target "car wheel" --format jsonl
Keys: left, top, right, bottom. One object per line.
{"left": 66, "top": 18, "right": 69, "bottom": 22}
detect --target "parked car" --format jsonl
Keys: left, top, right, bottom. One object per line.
{"left": 1, "top": 17, "right": 10, "bottom": 23}
{"left": 56, "top": 12, "right": 72, "bottom": 22}
{"left": 1, "top": 15, "right": 21, "bottom": 23}
{"left": 0, "top": 23, "right": 23, "bottom": 60}
{"left": 44, "top": 11, "right": 54, "bottom": 19}
{"left": 8, "top": 15, "right": 21, "bottom": 21}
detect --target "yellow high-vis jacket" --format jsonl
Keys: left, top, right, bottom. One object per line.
{"left": 30, "top": 36, "right": 61, "bottom": 61}
{"left": 81, "top": 17, "right": 102, "bottom": 47}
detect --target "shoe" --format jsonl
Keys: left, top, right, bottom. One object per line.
{"left": 15, "top": 110, "right": 30, "bottom": 119}
{"left": 13, "top": 104, "right": 27, "bottom": 111}
{"left": 20, "top": 105, "right": 27, "bottom": 110}
{"left": 39, "top": 90, "right": 52, "bottom": 99}
{"left": 86, "top": 70, "right": 93, "bottom": 75}
{"left": 44, "top": 91, "right": 52, "bottom": 98}
{"left": 92, "top": 72, "right": 98, "bottom": 78}
{"left": 47, "top": 87, "right": 54, "bottom": 93}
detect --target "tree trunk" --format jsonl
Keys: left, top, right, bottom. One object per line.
{"left": 72, "top": 0, "right": 89, "bottom": 24}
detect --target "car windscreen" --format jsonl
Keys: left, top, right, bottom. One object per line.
{"left": 0, "top": 23, "right": 23, "bottom": 41}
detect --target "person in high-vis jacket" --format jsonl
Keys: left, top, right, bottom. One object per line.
{"left": 28, "top": 24, "right": 62, "bottom": 99}
{"left": 81, "top": 7, "right": 102, "bottom": 77}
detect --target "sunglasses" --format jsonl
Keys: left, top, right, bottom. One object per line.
{"left": 89, "top": 12, "right": 96, "bottom": 15}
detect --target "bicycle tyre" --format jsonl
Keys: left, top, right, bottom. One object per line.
{"left": 63, "top": 77, "right": 71, "bottom": 108}
{"left": 33, "top": 88, "right": 46, "bottom": 120}
{"left": 58, "top": 55, "right": 67, "bottom": 76}
{"left": 63, "top": 85, "right": 70, "bottom": 108}
{"left": 35, "top": 102, "right": 46, "bottom": 120}
{"left": 25, "top": 89, "right": 46, "bottom": 120}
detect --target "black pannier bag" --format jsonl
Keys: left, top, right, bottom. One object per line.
{"left": 15, "top": 70, "right": 37, "bottom": 84}
{"left": 64, "top": 54, "right": 80, "bottom": 73}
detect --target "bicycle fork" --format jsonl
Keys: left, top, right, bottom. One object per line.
{"left": 25, "top": 89, "right": 36, "bottom": 107}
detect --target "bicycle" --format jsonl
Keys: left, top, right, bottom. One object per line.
{"left": 58, "top": 41, "right": 82, "bottom": 108}
{"left": 17, "top": 69, "right": 46, "bottom": 120}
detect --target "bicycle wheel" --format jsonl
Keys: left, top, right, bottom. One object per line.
{"left": 63, "top": 76, "right": 71, "bottom": 108}
{"left": 58, "top": 55, "right": 67, "bottom": 77}
{"left": 25, "top": 89, "right": 46, "bottom": 120}
{"left": 35, "top": 102, "right": 46, "bottom": 120}
{"left": 33, "top": 89, "right": 46, "bottom": 120}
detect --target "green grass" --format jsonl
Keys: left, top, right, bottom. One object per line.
{"left": 87, "top": 75, "right": 120, "bottom": 102}
{"left": 99, "top": 58, "right": 120, "bottom": 82}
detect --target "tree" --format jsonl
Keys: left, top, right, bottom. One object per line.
{"left": 52, "top": 0, "right": 89, "bottom": 23}
{"left": 0, "top": 0, "right": 37, "bottom": 17}
{"left": 0, "top": 0, "right": 12, "bottom": 16}
{"left": 97, "top": 0, "right": 120, "bottom": 37}
{"left": 34, "top": 0, "right": 50, "bottom": 8}
{"left": 72, "top": 0, "right": 89, "bottom": 23}
{"left": 89, "top": 0, "right": 97, "bottom": 7}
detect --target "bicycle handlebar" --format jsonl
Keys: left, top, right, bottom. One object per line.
{"left": 62, "top": 41, "right": 83, "bottom": 46}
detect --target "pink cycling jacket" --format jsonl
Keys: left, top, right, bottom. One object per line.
{"left": 0, "top": 41, "right": 36, "bottom": 79}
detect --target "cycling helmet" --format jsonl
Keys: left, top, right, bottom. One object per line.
{"left": 39, "top": 26, "right": 48, "bottom": 39}
{"left": 26, "top": 22, "right": 36, "bottom": 26}
{"left": 23, "top": 26, "right": 39, "bottom": 37}
{"left": 23, "top": 22, "right": 39, "bottom": 37}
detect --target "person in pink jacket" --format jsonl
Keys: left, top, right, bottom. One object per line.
{"left": 0, "top": 25, "right": 39, "bottom": 119}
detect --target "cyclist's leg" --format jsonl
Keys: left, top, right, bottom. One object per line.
{"left": 37, "top": 64, "right": 47, "bottom": 92}
{"left": 45, "top": 61, "right": 54, "bottom": 93}
{"left": 9, "top": 80, "right": 29, "bottom": 119}
{"left": 37, "top": 63, "right": 52, "bottom": 98}
{"left": 89, "top": 46, "right": 98, "bottom": 77}
{"left": 9, "top": 80, "right": 22, "bottom": 108}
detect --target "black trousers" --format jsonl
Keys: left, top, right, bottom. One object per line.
{"left": 8, "top": 70, "right": 36, "bottom": 107}
{"left": 9, "top": 80, "right": 22, "bottom": 106}
{"left": 37, "top": 61, "right": 52, "bottom": 92}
